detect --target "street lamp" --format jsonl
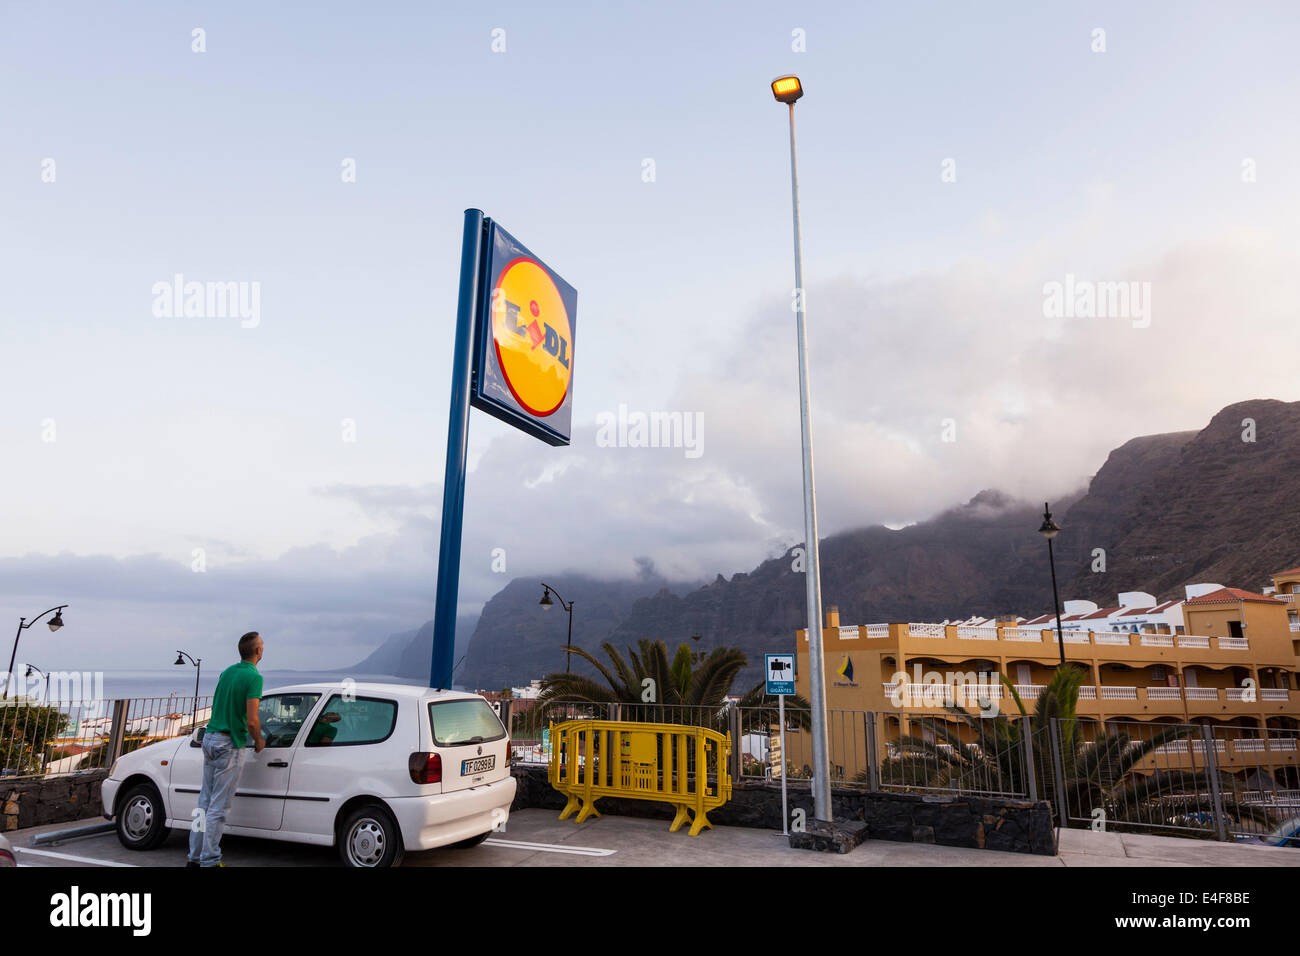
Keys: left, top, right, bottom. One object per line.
{"left": 1037, "top": 503, "right": 1066, "bottom": 668}
{"left": 174, "top": 650, "right": 202, "bottom": 729}
{"left": 24, "top": 664, "right": 50, "bottom": 702}
{"left": 6, "top": 605, "right": 67, "bottom": 700}
{"left": 771, "top": 73, "right": 831, "bottom": 823}
{"left": 539, "top": 584, "right": 575, "bottom": 673}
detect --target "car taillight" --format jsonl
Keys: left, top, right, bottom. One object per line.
{"left": 0, "top": 848, "right": 14, "bottom": 868}
{"left": 504, "top": 738, "right": 511, "bottom": 767}
{"left": 408, "top": 752, "right": 441, "bottom": 785}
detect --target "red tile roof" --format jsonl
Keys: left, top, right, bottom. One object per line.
{"left": 1273, "top": 567, "right": 1300, "bottom": 578}
{"left": 1184, "top": 587, "right": 1282, "bottom": 605}
{"left": 1118, "top": 600, "right": 1180, "bottom": 616}
{"left": 1081, "top": 607, "right": 1121, "bottom": 619}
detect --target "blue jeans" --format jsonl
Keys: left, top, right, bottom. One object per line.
{"left": 188, "top": 731, "right": 245, "bottom": 866}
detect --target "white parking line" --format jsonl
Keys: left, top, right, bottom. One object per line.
{"left": 483, "top": 838, "right": 615, "bottom": 857}
{"left": 14, "top": 846, "right": 137, "bottom": 867}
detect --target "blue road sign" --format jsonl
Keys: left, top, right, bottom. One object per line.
{"left": 765, "top": 653, "right": 795, "bottom": 696}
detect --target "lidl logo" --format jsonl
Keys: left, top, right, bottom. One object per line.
{"left": 491, "top": 258, "right": 572, "bottom": 416}
{"left": 471, "top": 220, "right": 578, "bottom": 446}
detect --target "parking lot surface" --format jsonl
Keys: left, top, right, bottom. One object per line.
{"left": 8, "top": 810, "right": 1299, "bottom": 867}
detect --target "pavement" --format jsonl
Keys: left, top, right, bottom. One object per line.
{"left": 7, "top": 810, "right": 1300, "bottom": 867}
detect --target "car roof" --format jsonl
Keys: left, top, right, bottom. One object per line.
{"left": 264, "top": 682, "right": 484, "bottom": 703}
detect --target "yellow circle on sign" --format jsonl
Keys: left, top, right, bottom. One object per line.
{"left": 491, "top": 257, "right": 573, "bottom": 417}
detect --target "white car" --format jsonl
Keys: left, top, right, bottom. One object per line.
{"left": 101, "top": 682, "right": 516, "bottom": 867}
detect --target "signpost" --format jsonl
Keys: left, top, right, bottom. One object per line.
{"left": 431, "top": 210, "right": 578, "bottom": 689}
{"left": 766, "top": 652, "right": 795, "bottom": 835}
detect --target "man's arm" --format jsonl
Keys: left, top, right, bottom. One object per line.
{"left": 246, "top": 698, "right": 264, "bottom": 752}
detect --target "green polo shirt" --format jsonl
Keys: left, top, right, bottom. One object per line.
{"left": 206, "top": 660, "right": 263, "bottom": 748}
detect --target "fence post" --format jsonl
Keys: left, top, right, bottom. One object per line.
{"left": 726, "top": 704, "right": 741, "bottom": 781}
{"left": 865, "top": 711, "right": 880, "bottom": 791}
{"left": 1201, "top": 723, "right": 1228, "bottom": 842}
{"left": 1048, "top": 718, "right": 1068, "bottom": 827}
{"left": 1022, "top": 720, "right": 1038, "bottom": 802}
{"left": 106, "top": 699, "right": 129, "bottom": 769}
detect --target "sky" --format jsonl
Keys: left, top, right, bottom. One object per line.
{"left": 2, "top": 1, "right": 1298, "bottom": 673}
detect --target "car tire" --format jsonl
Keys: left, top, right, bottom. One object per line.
{"left": 450, "top": 830, "right": 491, "bottom": 849}
{"left": 338, "top": 804, "right": 404, "bottom": 868}
{"left": 115, "top": 783, "right": 169, "bottom": 851}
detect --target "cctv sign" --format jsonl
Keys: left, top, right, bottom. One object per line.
{"left": 470, "top": 220, "right": 578, "bottom": 446}
{"left": 765, "top": 653, "right": 795, "bottom": 696}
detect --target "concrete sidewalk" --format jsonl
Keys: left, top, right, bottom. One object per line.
{"left": 7, "top": 810, "right": 1298, "bottom": 867}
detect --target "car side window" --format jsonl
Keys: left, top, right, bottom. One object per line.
{"left": 259, "top": 694, "right": 322, "bottom": 748}
{"left": 305, "top": 695, "right": 397, "bottom": 747}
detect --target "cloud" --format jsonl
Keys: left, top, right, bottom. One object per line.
{"left": 4, "top": 232, "right": 1295, "bottom": 670}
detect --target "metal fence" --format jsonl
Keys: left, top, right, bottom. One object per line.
{"left": 506, "top": 698, "right": 1300, "bottom": 842}
{"left": 0, "top": 696, "right": 213, "bottom": 780}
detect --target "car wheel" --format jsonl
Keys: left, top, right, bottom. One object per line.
{"left": 450, "top": 831, "right": 491, "bottom": 849}
{"left": 115, "top": 783, "right": 169, "bottom": 851}
{"left": 339, "top": 805, "right": 404, "bottom": 868}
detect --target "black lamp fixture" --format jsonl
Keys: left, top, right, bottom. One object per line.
{"left": 1037, "top": 503, "right": 1067, "bottom": 668}
{"left": 6, "top": 605, "right": 67, "bottom": 700}
{"left": 174, "top": 650, "right": 202, "bottom": 728}
{"left": 539, "top": 584, "right": 575, "bottom": 673}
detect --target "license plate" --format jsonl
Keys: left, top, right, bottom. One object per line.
{"left": 461, "top": 755, "right": 495, "bottom": 775}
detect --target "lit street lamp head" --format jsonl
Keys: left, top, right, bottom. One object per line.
{"left": 174, "top": 653, "right": 186, "bottom": 666}
{"left": 771, "top": 74, "right": 803, "bottom": 104}
{"left": 1038, "top": 502, "right": 1061, "bottom": 540}
{"left": 47, "top": 611, "right": 63, "bottom": 632}
{"left": 539, "top": 587, "right": 553, "bottom": 610}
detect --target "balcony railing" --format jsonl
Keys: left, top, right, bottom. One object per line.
{"left": 1139, "top": 634, "right": 1174, "bottom": 647}
{"left": 1219, "top": 637, "right": 1249, "bottom": 649}
{"left": 1100, "top": 686, "right": 1138, "bottom": 700}
{"left": 864, "top": 624, "right": 890, "bottom": 639}
{"left": 956, "top": 626, "right": 999, "bottom": 641}
{"left": 1003, "top": 629, "right": 1042, "bottom": 642}
{"left": 1093, "top": 632, "right": 1132, "bottom": 645}
{"left": 1175, "top": 635, "right": 1211, "bottom": 648}
{"left": 906, "top": 623, "right": 945, "bottom": 639}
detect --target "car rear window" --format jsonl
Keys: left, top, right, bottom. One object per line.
{"left": 428, "top": 699, "right": 506, "bottom": 747}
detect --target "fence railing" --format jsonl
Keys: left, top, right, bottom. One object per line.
{"left": 506, "top": 698, "right": 1300, "bottom": 842}
{"left": 1, "top": 696, "right": 214, "bottom": 780}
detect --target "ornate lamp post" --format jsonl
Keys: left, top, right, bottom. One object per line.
{"left": 6, "top": 606, "right": 66, "bottom": 700}
{"left": 1038, "top": 503, "right": 1067, "bottom": 669}
{"left": 539, "top": 584, "right": 575, "bottom": 673}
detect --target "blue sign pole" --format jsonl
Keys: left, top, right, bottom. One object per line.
{"left": 431, "top": 208, "right": 485, "bottom": 690}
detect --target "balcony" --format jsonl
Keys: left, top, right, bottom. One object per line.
{"left": 848, "top": 622, "right": 1252, "bottom": 652}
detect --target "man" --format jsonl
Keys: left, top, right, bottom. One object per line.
{"left": 187, "top": 631, "right": 264, "bottom": 867}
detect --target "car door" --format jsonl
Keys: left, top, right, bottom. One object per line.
{"left": 227, "top": 693, "right": 322, "bottom": 831}
{"left": 167, "top": 729, "right": 207, "bottom": 827}
{"left": 282, "top": 693, "right": 401, "bottom": 838}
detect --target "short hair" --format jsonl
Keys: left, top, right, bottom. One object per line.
{"left": 238, "top": 631, "right": 261, "bottom": 660}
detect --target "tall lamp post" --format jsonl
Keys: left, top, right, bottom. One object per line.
{"left": 6, "top": 605, "right": 66, "bottom": 700}
{"left": 174, "top": 650, "right": 202, "bottom": 729}
{"left": 771, "top": 73, "right": 831, "bottom": 822}
{"left": 1038, "top": 503, "right": 1067, "bottom": 668}
{"left": 24, "top": 664, "right": 50, "bottom": 703}
{"left": 538, "top": 584, "right": 575, "bottom": 673}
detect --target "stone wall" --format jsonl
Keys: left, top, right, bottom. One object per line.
{"left": 1, "top": 771, "right": 109, "bottom": 832}
{"left": 511, "top": 766, "right": 1057, "bottom": 855}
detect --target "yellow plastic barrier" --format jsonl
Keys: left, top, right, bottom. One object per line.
{"left": 548, "top": 719, "right": 732, "bottom": 836}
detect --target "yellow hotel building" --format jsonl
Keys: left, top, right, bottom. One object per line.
{"left": 791, "top": 569, "right": 1300, "bottom": 785}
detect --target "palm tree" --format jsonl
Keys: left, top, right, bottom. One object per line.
{"left": 526, "top": 639, "right": 811, "bottom": 734}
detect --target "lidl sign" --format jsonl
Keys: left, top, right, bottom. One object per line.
{"left": 471, "top": 220, "right": 578, "bottom": 446}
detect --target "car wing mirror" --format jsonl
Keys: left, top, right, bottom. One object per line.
{"left": 191, "top": 726, "right": 206, "bottom": 748}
